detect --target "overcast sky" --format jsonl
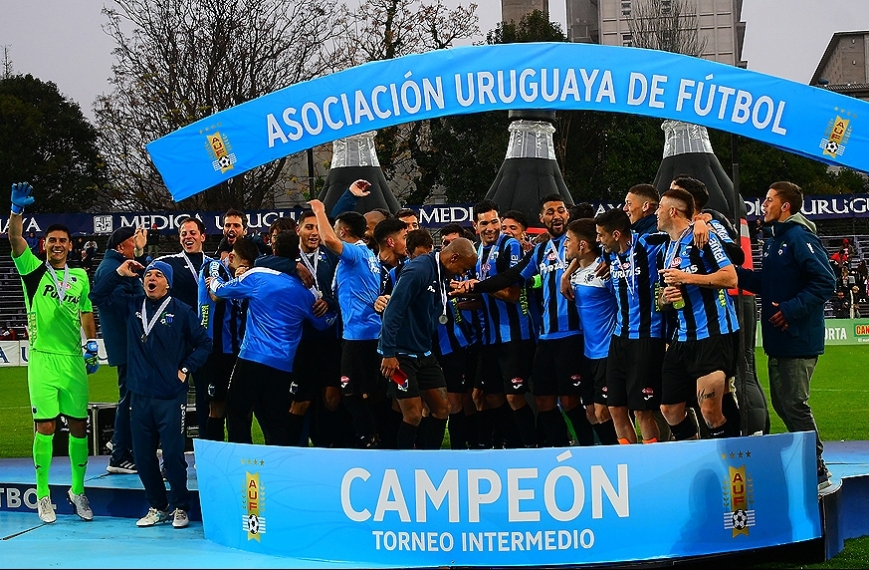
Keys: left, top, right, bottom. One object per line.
{"left": 1, "top": 0, "right": 868, "bottom": 120}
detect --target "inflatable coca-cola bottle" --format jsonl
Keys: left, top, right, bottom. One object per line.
{"left": 318, "top": 131, "right": 400, "bottom": 215}
{"left": 485, "top": 111, "right": 574, "bottom": 229}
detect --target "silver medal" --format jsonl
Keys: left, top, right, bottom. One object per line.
{"left": 438, "top": 314, "right": 449, "bottom": 325}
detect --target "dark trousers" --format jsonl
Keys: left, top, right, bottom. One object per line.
{"left": 130, "top": 391, "right": 190, "bottom": 512}
{"left": 226, "top": 358, "right": 291, "bottom": 446}
{"left": 192, "top": 370, "right": 208, "bottom": 438}
{"left": 111, "top": 364, "right": 133, "bottom": 463}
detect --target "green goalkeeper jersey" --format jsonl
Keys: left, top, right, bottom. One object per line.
{"left": 12, "top": 248, "right": 92, "bottom": 357}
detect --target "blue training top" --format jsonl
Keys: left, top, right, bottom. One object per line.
{"left": 210, "top": 267, "right": 336, "bottom": 372}
{"left": 334, "top": 241, "right": 382, "bottom": 341}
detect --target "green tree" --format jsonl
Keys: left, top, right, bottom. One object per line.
{"left": 0, "top": 74, "right": 106, "bottom": 213}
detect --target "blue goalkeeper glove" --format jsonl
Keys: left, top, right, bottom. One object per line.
{"left": 84, "top": 339, "right": 100, "bottom": 375}
{"left": 10, "top": 182, "right": 35, "bottom": 215}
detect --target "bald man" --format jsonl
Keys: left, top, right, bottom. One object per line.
{"left": 379, "top": 238, "right": 478, "bottom": 449}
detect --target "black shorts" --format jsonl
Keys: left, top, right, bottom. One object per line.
{"left": 661, "top": 335, "right": 735, "bottom": 406}
{"left": 582, "top": 356, "right": 609, "bottom": 406}
{"left": 340, "top": 339, "right": 381, "bottom": 396}
{"left": 475, "top": 340, "right": 535, "bottom": 395}
{"left": 203, "top": 351, "right": 237, "bottom": 402}
{"left": 437, "top": 347, "right": 469, "bottom": 393}
{"left": 292, "top": 335, "right": 342, "bottom": 401}
{"left": 227, "top": 358, "right": 292, "bottom": 446}
{"left": 387, "top": 354, "right": 446, "bottom": 400}
{"left": 532, "top": 336, "right": 585, "bottom": 397}
{"left": 606, "top": 335, "right": 664, "bottom": 410}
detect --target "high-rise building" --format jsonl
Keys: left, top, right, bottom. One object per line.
{"left": 810, "top": 31, "right": 869, "bottom": 101}
{"left": 502, "top": 0, "right": 550, "bottom": 25}
{"left": 565, "top": 0, "right": 746, "bottom": 68}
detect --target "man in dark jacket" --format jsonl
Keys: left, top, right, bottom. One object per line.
{"left": 91, "top": 226, "right": 141, "bottom": 474}
{"left": 92, "top": 259, "right": 211, "bottom": 528}
{"left": 379, "top": 238, "right": 478, "bottom": 449}
{"left": 736, "top": 181, "right": 836, "bottom": 491}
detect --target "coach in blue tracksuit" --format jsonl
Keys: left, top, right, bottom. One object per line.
{"left": 379, "top": 238, "right": 478, "bottom": 449}
{"left": 93, "top": 259, "right": 211, "bottom": 528}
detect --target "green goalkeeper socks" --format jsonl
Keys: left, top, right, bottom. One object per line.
{"left": 68, "top": 435, "right": 89, "bottom": 495}
{"left": 33, "top": 432, "right": 54, "bottom": 499}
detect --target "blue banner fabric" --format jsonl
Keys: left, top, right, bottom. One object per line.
{"left": 194, "top": 432, "right": 820, "bottom": 566}
{"left": 148, "top": 42, "right": 869, "bottom": 202}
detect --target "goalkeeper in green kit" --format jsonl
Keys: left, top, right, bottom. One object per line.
{"left": 7, "top": 182, "right": 99, "bottom": 523}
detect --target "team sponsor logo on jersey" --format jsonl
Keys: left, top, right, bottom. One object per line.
{"left": 242, "top": 470, "right": 266, "bottom": 540}
{"left": 722, "top": 462, "right": 755, "bottom": 537}
{"left": 205, "top": 130, "right": 237, "bottom": 173}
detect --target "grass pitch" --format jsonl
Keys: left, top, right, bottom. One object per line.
{"left": 0, "top": 346, "right": 866, "bottom": 567}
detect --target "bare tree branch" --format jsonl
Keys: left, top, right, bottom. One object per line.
{"left": 625, "top": 0, "right": 707, "bottom": 56}
{"left": 95, "top": 0, "right": 355, "bottom": 211}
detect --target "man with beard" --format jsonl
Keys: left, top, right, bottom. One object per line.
{"left": 7, "top": 182, "right": 98, "bottom": 524}
{"left": 458, "top": 196, "right": 589, "bottom": 447}
{"left": 222, "top": 209, "right": 247, "bottom": 247}
{"left": 460, "top": 200, "right": 536, "bottom": 448}
{"left": 96, "top": 259, "right": 211, "bottom": 529}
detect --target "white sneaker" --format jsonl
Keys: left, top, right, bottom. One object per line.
{"left": 136, "top": 507, "right": 170, "bottom": 527}
{"left": 37, "top": 496, "right": 56, "bottom": 524}
{"left": 67, "top": 489, "right": 94, "bottom": 521}
{"left": 171, "top": 508, "right": 189, "bottom": 529}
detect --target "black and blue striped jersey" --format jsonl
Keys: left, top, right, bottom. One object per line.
{"left": 519, "top": 234, "right": 581, "bottom": 340}
{"left": 475, "top": 234, "right": 534, "bottom": 345}
{"left": 606, "top": 231, "right": 666, "bottom": 340}
{"left": 198, "top": 258, "right": 246, "bottom": 356}
{"left": 664, "top": 230, "right": 739, "bottom": 341}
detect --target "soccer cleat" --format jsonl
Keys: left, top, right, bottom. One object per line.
{"left": 106, "top": 458, "right": 137, "bottom": 475}
{"left": 67, "top": 489, "right": 94, "bottom": 521}
{"left": 136, "top": 507, "right": 170, "bottom": 527}
{"left": 171, "top": 508, "right": 189, "bottom": 529}
{"left": 37, "top": 496, "right": 56, "bottom": 524}
{"left": 818, "top": 466, "right": 833, "bottom": 492}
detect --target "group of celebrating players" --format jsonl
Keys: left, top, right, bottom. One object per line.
{"left": 4, "top": 175, "right": 755, "bottom": 527}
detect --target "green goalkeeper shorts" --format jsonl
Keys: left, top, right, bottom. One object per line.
{"left": 28, "top": 349, "right": 88, "bottom": 421}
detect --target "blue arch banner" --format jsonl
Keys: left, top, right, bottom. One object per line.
{"left": 147, "top": 42, "right": 869, "bottom": 202}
